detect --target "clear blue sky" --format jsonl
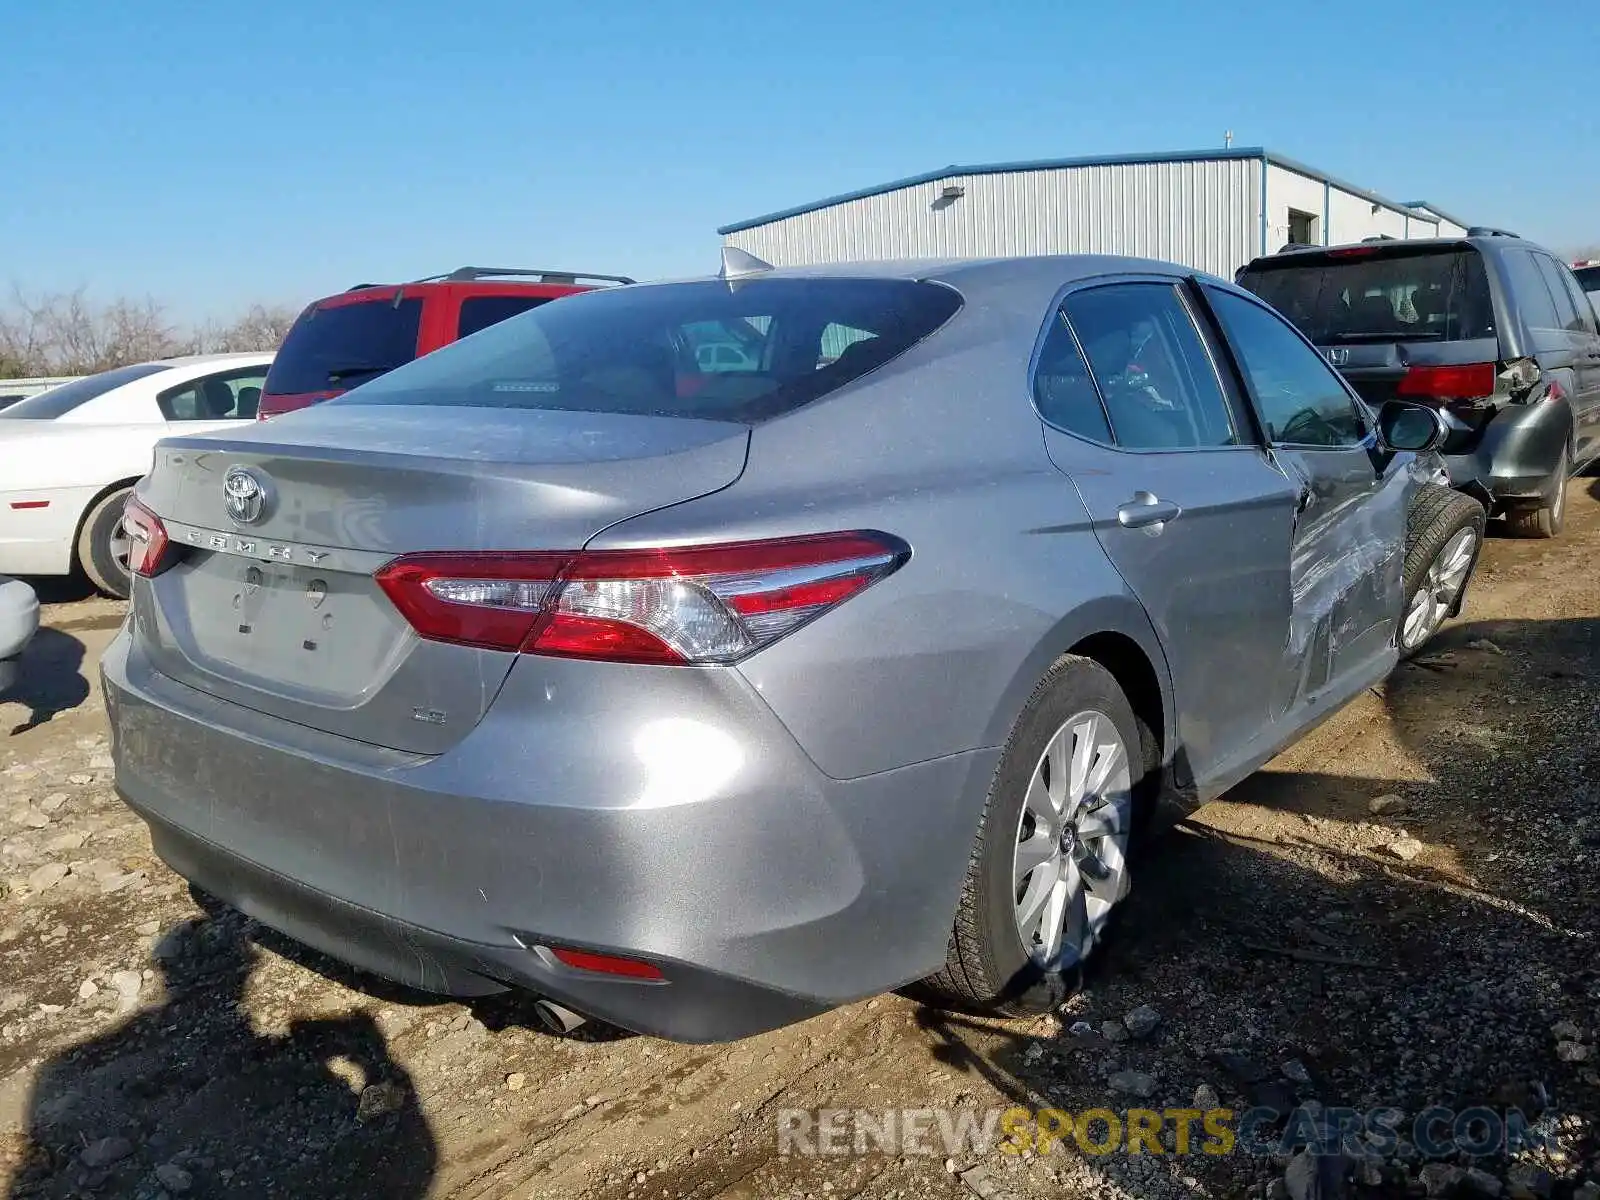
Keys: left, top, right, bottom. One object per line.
{"left": 1, "top": 0, "right": 1592, "bottom": 324}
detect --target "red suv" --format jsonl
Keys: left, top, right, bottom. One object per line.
{"left": 258, "top": 267, "right": 634, "bottom": 418}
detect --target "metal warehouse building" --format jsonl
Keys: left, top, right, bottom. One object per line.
{"left": 719, "top": 147, "right": 1470, "bottom": 279}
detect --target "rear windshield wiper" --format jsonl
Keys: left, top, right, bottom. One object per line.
{"left": 326, "top": 363, "right": 400, "bottom": 383}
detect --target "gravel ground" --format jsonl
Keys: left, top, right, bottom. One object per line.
{"left": 1, "top": 479, "right": 1598, "bottom": 1200}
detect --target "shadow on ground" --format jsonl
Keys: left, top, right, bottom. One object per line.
{"left": 909, "top": 616, "right": 1599, "bottom": 1194}
{"left": 14, "top": 578, "right": 95, "bottom": 607}
{"left": 5, "top": 910, "right": 437, "bottom": 1199}
{"left": 4, "top": 629, "right": 89, "bottom": 736}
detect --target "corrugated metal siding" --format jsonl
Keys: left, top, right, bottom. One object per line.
{"left": 725, "top": 159, "right": 1263, "bottom": 279}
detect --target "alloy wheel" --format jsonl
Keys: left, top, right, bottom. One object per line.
{"left": 108, "top": 518, "right": 133, "bottom": 579}
{"left": 1012, "top": 709, "right": 1132, "bottom": 972}
{"left": 1401, "top": 526, "right": 1477, "bottom": 650}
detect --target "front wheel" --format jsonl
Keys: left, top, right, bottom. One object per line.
{"left": 919, "top": 656, "right": 1149, "bottom": 1016}
{"left": 1400, "top": 485, "right": 1485, "bottom": 657}
{"left": 76, "top": 485, "right": 135, "bottom": 600}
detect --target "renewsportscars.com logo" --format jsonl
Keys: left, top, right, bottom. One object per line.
{"left": 777, "top": 1105, "right": 1553, "bottom": 1159}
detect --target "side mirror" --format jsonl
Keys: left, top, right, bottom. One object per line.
{"left": 1377, "top": 400, "right": 1448, "bottom": 453}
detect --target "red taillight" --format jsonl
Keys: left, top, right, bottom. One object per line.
{"left": 1396, "top": 363, "right": 1497, "bottom": 403}
{"left": 548, "top": 946, "right": 665, "bottom": 980}
{"left": 1327, "top": 247, "right": 1379, "bottom": 259}
{"left": 374, "top": 531, "right": 909, "bottom": 664}
{"left": 374, "top": 552, "right": 569, "bottom": 651}
{"left": 122, "top": 497, "right": 172, "bottom": 577}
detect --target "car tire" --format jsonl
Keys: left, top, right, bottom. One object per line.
{"left": 76, "top": 485, "right": 134, "bottom": 600}
{"left": 1399, "top": 485, "right": 1485, "bottom": 658}
{"left": 919, "top": 655, "right": 1153, "bottom": 1017}
{"left": 1505, "top": 446, "right": 1567, "bottom": 539}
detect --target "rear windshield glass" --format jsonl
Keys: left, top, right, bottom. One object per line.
{"left": 1576, "top": 265, "right": 1600, "bottom": 294}
{"left": 1237, "top": 249, "right": 1494, "bottom": 344}
{"left": 264, "top": 296, "right": 424, "bottom": 395}
{"left": 0, "top": 363, "right": 170, "bottom": 420}
{"left": 333, "top": 278, "right": 963, "bottom": 423}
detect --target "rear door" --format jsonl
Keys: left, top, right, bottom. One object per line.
{"left": 1203, "top": 285, "right": 1410, "bottom": 698}
{"left": 1034, "top": 278, "right": 1301, "bottom": 789}
{"left": 1535, "top": 254, "right": 1600, "bottom": 464}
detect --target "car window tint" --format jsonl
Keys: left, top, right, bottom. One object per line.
{"left": 1207, "top": 289, "right": 1369, "bottom": 448}
{"left": 0, "top": 363, "right": 171, "bottom": 420}
{"left": 333, "top": 279, "right": 962, "bottom": 423}
{"left": 1575, "top": 265, "right": 1600, "bottom": 305}
{"left": 1032, "top": 310, "right": 1112, "bottom": 442}
{"left": 265, "top": 297, "right": 424, "bottom": 395}
{"left": 457, "top": 295, "right": 550, "bottom": 340}
{"left": 1063, "top": 283, "right": 1237, "bottom": 450}
{"left": 1237, "top": 249, "right": 1495, "bottom": 343}
{"left": 680, "top": 319, "right": 768, "bottom": 374}
{"left": 817, "top": 322, "right": 877, "bottom": 368}
{"left": 158, "top": 368, "right": 269, "bottom": 421}
{"left": 1500, "top": 251, "right": 1563, "bottom": 333}
{"left": 1531, "top": 256, "right": 1582, "bottom": 333}
{"left": 1540, "top": 258, "right": 1595, "bottom": 334}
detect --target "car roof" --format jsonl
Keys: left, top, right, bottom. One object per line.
{"left": 640, "top": 254, "right": 1226, "bottom": 312}
{"left": 1241, "top": 232, "right": 1556, "bottom": 270}
{"left": 144, "top": 352, "right": 276, "bottom": 368}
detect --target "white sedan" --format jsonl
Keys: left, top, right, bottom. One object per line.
{"left": 0, "top": 352, "right": 273, "bottom": 598}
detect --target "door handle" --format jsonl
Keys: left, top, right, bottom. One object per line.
{"left": 1117, "top": 493, "right": 1182, "bottom": 530}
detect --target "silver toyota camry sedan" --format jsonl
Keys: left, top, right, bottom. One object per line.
{"left": 102, "top": 252, "right": 1472, "bottom": 1041}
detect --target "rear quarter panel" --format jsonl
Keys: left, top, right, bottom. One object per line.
{"left": 585, "top": 311, "right": 1172, "bottom": 783}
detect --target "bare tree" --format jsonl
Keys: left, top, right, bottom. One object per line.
{"left": 0, "top": 287, "right": 295, "bottom": 378}
{"left": 194, "top": 304, "right": 298, "bottom": 354}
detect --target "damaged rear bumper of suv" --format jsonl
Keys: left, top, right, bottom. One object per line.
{"left": 101, "top": 630, "right": 993, "bottom": 1042}
{"left": 1442, "top": 398, "right": 1571, "bottom": 510}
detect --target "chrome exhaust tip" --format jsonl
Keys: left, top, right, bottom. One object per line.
{"left": 532, "top": 998, "right": 588, "bottom": 1035}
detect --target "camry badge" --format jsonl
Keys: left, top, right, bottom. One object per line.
{"left": 223, "top": 466, "right": 270, "bottom": 525}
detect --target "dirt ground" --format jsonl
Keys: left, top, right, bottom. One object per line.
{"left": 2, "top": 480, "right": 1598, "bottom": 1200}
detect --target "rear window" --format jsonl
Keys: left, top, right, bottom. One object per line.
{"left": 1575, "top": 265, "right": 1600, "bottom": 295}
{"left": 457, "top": 295, "right": 552, "bottom": 339}
{"left": 263, "top": 296, "right": 424, "bottom": 395}
{"left": 333, "top": 278, "right": 963, "bottom": 423}
{"left": 0, "top": 363, "right": 170, "bottom": 420}
{"left": 1237, "top": 249, "right": 1494, "bottom": 345}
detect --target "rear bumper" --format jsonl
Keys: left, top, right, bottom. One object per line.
{"left": 102, "top": 629, "right": 993, "bottom": 1041}
{"left": 1442, "top": 399, "right": 1570, "bottom": 508}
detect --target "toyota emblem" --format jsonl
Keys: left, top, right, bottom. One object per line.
{"left": 223, "top": 467, "right": 270, "bottom": 525}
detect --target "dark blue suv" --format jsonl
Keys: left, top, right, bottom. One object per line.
{"left": 1239, "top": 230, "right": 1600, "bottom": 537}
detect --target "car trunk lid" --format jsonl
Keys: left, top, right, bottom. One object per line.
{"left": 132, "top": 404, "right": 749, "bottom": 753}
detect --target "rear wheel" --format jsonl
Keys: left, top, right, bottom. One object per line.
{"left": 1399, "top": 485, "right": 1485, "bottom": 657}
{"left": 76, "top": 485, "right": 134, "bottom": 600}
{"left": 1505, "top": 446, "right": 1567, "bottom": 539}
{"left": 920, "top": 656, "right": 1148, "bottom": 1016}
